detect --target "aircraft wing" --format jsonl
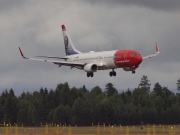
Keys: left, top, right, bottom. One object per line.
{"left": 18, "top": 47, "right": 103, "bottom": 68}
{"left": 142, "top": 42, "right": 160, "bottom": 60}
{"left": 35, "top": 56, "right": 67, "bottom": 59}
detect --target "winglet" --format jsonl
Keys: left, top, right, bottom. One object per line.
{"left": 18, "top": 47, "right": 27, "bottom": 59}
{"left": 61, "top": 24, "right": 66, "bottom": 31}
{"left": 142, "top": 42, "right": 160, "bottom": 60}
{"left": 156, "top": 42, "right": 160, "bottom": 54}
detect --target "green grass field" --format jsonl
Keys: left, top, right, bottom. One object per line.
{"left": 0, "top": 124, "right": 180, "bottom": 135}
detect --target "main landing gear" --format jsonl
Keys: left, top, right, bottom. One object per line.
{"left": 87, "top": 72, "right": 94, "bottom": 77}
{"left": 109, "top": 69, "right": 116, "bottom": 77}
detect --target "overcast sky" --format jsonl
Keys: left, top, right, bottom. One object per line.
{"left": 0, "top": 0, "right": 180, "bottom": 95}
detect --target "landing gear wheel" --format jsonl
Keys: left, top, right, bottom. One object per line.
{"left": 113, "top": 71, "right": 116, "bottom": 76}
{"left": 109, "top": 70, "right": 116, "bottom": 77}
{"left": 109, "top": 72, "right": 113, "bottom": 77}
{"left": 132, "top": 70, "right": 136, "bottom": 74}
{"left": 87, "top": 72, "right": 94, "bottom": 77}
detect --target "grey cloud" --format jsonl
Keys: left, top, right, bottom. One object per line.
{"left": 84, "top": 0, "right": 180, "bottom": 12}
{"left": 0, "top": 0, "right": 26, "bottom": 13}
{"left": 0, "top": 0, "right": 180, "bottom": 93}
{"left": 118, "top": 0, "right": 180, "bottom": 12}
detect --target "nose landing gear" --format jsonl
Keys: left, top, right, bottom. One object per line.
{"left": 132, "top": 69, "right": 136, "bottom": 74}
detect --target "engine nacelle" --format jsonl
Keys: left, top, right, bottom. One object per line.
{"left": 123, "top": 67, "right": 133, "bottom": 71}
{"left": 84, "top": 64, "right": 98, "bottom": 72}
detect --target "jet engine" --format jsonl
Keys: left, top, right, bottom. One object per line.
{"left": 84, "top": 64, "right": 98, "bottom": 72}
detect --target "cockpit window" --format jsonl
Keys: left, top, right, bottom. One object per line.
{"left": 130, "top": 53, "right": 140, "bottom": 57}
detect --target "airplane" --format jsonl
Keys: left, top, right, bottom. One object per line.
{"left": 19, "top": 24, "right": 159, "bottom": 77}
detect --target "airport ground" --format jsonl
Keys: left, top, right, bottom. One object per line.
{"left": 0, "top": 124, "right": 180, "bottom": 135}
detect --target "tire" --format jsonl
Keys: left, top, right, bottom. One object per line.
{"left": 113, "top": 72, "right": 116, "bottom": 76}
{"left": 109, "top": 72, "right": 112, "bottom": 77}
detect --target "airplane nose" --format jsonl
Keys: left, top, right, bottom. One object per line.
{"left": 137, "top": 56, "right": 143, "bottom": 65}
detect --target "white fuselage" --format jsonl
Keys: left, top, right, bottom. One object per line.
{"left": 66, "top": 50, "right": 118, "bottom": 70}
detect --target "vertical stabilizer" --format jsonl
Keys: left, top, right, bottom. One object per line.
{"left": 61, "top": 25, "right": 82, "bottom": 56}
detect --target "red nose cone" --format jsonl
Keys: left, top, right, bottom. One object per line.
{"left": 137, "top": 56, "right": 143, "bottom": 65}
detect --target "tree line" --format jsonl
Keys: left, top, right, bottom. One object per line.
{"left": 0, "top": 76, "right": 180, "bottom": 126}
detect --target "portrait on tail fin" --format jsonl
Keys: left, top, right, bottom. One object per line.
{"left": 64, "top": 36, "right": 69, "bottom": 55}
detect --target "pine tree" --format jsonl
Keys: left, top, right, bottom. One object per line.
{"left": 105, "top": 83, "right": 118, "bottom": 96}
{"left": 177, "top": 78, "right": 180, "bottom": 91}
{"left": 153, "top": 82, "right": 163, "bottom": 96}
{"left": 139, "top": 75, "right": 151, "bottom": 92}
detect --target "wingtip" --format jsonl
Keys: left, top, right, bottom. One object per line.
{"left": 156, "top": 42, "right": 160, "bottom": 54}
{"left": 18, "top": 47, "right": 26, "bottom": 58}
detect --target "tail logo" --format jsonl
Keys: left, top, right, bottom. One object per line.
{"left": 64, "top": 36, "right": 69, "bottom": 55}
